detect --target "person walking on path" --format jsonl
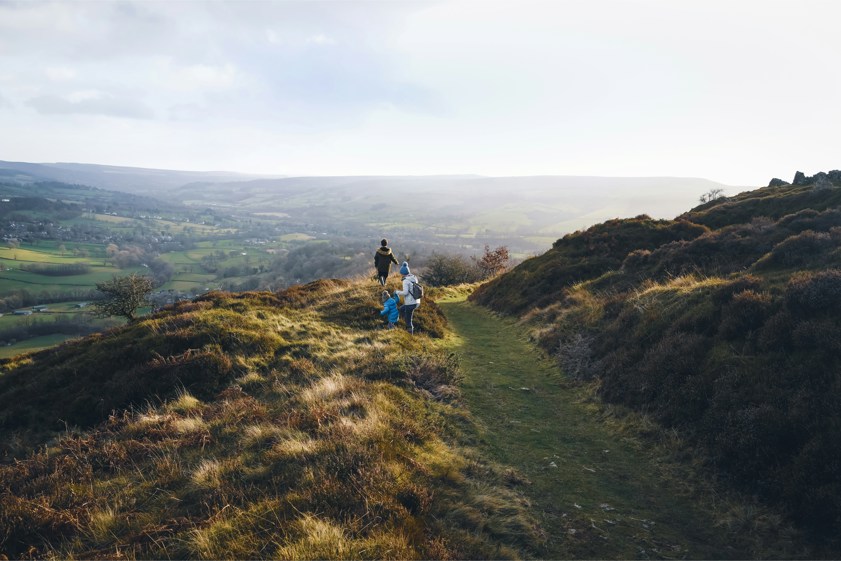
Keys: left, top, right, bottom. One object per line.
{"left": 395, "top": 261, "right": 421, "bottom": 334}
{"left": 379, "top": 290, "right": 400, "bottom": 329}
{"left": 374, "top": 239, "right": 399, "bottom": 286}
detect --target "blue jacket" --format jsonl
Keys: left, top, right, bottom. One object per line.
{"left": 380, "top": 295, "right": 400, "bottom": 323}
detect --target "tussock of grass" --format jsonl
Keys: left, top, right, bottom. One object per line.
{"left": 171, "top": 416, "right": 206, "bottom": 434}
{"left": 167, "top": 389, "right": 203, "bottom": 413}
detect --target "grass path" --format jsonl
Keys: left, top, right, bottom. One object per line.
{"left": 440, "top": 297, "right": 744, "bottom": 560}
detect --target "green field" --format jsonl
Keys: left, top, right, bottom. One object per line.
{"left": 0, "top": 334, "right": 74, "bottom": 359}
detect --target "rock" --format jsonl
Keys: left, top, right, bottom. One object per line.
{"left": 793, "top": 171, "right": 808, "bottom": 185}
{"left": 768, "top": 178, "right": 789, "bottom": 187}
{"left": 813, "top": 176, "right": 835, "bottom": 190}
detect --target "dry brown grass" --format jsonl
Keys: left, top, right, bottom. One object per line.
{"left": 0, "top": 278, "right": 538, "bottom": 560}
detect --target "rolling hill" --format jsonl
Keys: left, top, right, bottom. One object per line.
{"left": 0, "top": 281, "right": 543, "bottom": 559}
{"left": 472, "top": 170, "right": 841, "bottom": 547}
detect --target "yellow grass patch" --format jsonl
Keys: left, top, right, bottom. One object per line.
{"left": 166, "top": 391, "right": 203, "bottom": 414}
{"left": 192, "top": 459, "right": 223, "bottom": 488}
{"left": 172, "top": 416, "right": 206, "bottom": 434}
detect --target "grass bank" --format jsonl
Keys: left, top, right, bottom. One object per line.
{"left": 439, "top": 295, "right": 804, "bottom": 559}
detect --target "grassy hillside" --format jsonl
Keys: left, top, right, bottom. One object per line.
{"left": 0, "top": 280, "right": 539, "bottom": 559}
{"left": 472, "top": 178, "right": 841, "bottom": 550}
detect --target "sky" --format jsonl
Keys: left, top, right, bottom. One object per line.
{"left": 1, "top": 0, "right": 839, "bottom": 186}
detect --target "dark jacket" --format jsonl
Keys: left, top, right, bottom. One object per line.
{"left": 374, "top": 246, "right": 399, "bottom": 272}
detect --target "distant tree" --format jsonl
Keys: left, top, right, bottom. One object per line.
{"left": 699, "top": 188, "right": 725, "bottom": 204}
{"left": 93, "top": 273, "right": 154, "bottom": 321}
{"left": 474, "top": 245, "right": 510, "bottom": 279}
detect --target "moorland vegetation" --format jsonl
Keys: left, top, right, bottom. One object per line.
{"left": 0, "top": 280, "right": 541, "bottom": 559}
{"left": 472, "top": 171, "right": 841, "bottom": 547}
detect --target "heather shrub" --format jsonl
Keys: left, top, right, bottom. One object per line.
{"left": 791, "top": 319, "right": 841, "bottom": 352}
{"left": 760, "top": 230, "right": 834, "bottom": 268}
{"left": 473, "top": 216, "right": 708, "bottom": 314}
{"left": 620, "top": 248, "right": 651, "bottom": 270}
{"left": 718, "top": 290, "right": 774, "bottom": 340}
{"left": 401, "top": 352, "right": 463, "bottom": 401}
{"left": 712, "top": 275, "right": 763, "bottom": 303}
{"left": 556, "top": 332, "right": 599, "bottom": 381}
{"left": 785, "top": 269, "right": 841, "bottom": 315}
{"left": 777, "top": 207, "right": 841, "bottom": 234}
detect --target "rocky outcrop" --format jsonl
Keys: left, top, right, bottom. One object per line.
{"left": 786, "top": 170, "right": 841, "bottom": 188}
{"left": 768, "top": 178, "right": 790, "bottom": 187}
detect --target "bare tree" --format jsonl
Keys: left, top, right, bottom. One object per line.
{"left": 699, "top": 188, "right": 725, "bottom": 204}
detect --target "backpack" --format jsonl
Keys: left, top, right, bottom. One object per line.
{"left": 410, "top": 280, "right": 424, "bottom": 300}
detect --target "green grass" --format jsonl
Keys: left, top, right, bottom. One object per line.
{"left": 0, "top": 246, "right": 93, "bottom": 264}
{"left": 0, "top": 267, "right": 137, "bottom": 292}
{"left": 0, "top": 307, "right": 84, "bottom": 329}
{"left": 439, "top": 295, "right": 802, "bottom": 559}
{"left": 0, "top": 334, "right": 74, "bottom": 359}
{"left": 279, "top": 233, "right": 315, "bottom": 242}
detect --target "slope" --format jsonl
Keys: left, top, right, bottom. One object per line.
{"left": 441, "top": 296, "right": 802, "bottom": 559}
{"left": 0, "top": 280, "right": 540, "bottom": 559}
{"left": 470, "top": 173, "right": 841, "bottom": 553}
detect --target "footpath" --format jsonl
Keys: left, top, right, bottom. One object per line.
{"left": 439, "top": 296, "right": 747, "bottom": 560}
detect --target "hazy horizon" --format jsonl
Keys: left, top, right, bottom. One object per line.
{"left": 2, "top": 1, "right": 840, "bottom": 185}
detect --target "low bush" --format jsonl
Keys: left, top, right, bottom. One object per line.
{"left": 759, "top": 230, "right": 834, "bottom": 268}
{"left": 785, "top": 269, "right": 841, "bottom": 316}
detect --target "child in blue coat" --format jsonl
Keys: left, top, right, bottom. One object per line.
{"left": 379, "top": 290, "right": 400, "bottom": 329}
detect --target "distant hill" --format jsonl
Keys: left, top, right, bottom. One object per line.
{"left": 173, "top": 174, "right": 731, "bottom": 234}
{"left": 0, "top": 179, "right": 183, "bottom": 213}
{"left": 0, "top": 160, "right": 269, "bottom": 193}
{"left": 472, "top": 172, "right": 841, "bottom": 545}
{"left": 1, "top": 161, "right": 733, "bottom": 252}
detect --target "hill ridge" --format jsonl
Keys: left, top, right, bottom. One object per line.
{"left": 472, "top": 173, "right": 841, "bottom": 552}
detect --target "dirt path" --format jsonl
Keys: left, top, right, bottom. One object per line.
{"left": 440, "top": 297, "right": 744, "bottom": 559}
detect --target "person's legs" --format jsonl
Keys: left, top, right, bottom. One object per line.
{"left": 403, "top": 303, "right": 418, "bottom": 334}
{"left": 378, "top": 271, "right": 387, "bottom": 286}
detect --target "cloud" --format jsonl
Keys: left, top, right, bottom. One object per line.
{"left": 45, "top": 66, "right": 77, "bottom": 81}
{"left": 306, "top": 33, "right": 337, "bottom": 46}
{"left": 1, "top": 1, "right": 437, "bottom": 129}
{"left": 28, "top": 92, "right": 154, "bottom": 119}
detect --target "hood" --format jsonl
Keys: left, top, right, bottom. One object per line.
{"left": 377, "top": 247, "right": 393, "bottom": 256}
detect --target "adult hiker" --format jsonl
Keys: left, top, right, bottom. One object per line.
{"left": 374, "top": 238, "right": 399, "bottom": 286}
{"left": 395, "top": 261, "right": 422, "bottom": 334}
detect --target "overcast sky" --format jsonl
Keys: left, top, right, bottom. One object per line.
{"left": 1, "top": 0, "right": 839, "bottom": 185}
